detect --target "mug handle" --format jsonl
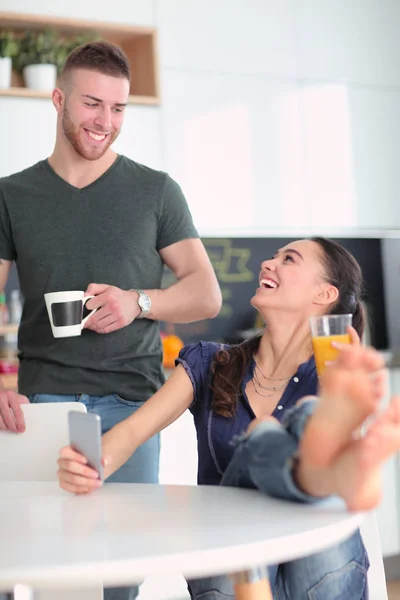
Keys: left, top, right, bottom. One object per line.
{"left": 81, "top": 295, "right": 97, "bottom": 327}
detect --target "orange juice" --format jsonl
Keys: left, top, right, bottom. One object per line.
{"left": 312, "top": 334, "right": 351, "bottom": 376}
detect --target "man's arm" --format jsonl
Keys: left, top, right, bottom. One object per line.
{"left": 146, "top": 238, "right": 222, "bottom": 322}
{"left": 0, "top": 259, "right": 12, "bottom": 292}
{"left": 83, "top": 239, "right": 222, "bottom": 333}
{"left": 0, "top": 259, "right": 30, "bottom": 432}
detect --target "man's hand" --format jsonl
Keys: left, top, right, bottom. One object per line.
{"left": 0, "top": 389, "right": 30, "bottom": 432}
{"left": 83, "top": 284, "right": 141, "bottom": 334}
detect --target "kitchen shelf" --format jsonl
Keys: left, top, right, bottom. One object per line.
{"left": 0, "top": 87, "right": 159, "bottom": 104}
{"left": 0, "top": 11, "right": 160, "bottom": 105}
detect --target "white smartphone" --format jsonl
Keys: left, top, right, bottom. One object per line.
{"left": 68, "top": 411, "right": 104, "bottom": 481}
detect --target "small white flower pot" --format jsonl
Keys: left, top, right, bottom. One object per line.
{"left": 23, "top": 63, "right": 57, "bottom": 91}
{"left": 0, "top": 57, "right": 12, "bottom": 89}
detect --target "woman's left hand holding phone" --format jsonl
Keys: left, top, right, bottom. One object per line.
{"left": 57, "top": 447, "right": 107, "bottom": 494}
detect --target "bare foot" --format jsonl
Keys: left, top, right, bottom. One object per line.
{"left": 336, "top": 395, "right": 400, "bottom": 511}
{"left": 296, "top": 396, "right": 400, "bottom": 511}
{"left": 300, "top": 346, "right": 386, "bottom": 468}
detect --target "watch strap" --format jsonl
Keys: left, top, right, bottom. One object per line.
{"left": 130, "top": 289, "right": 151, "bottom": 318}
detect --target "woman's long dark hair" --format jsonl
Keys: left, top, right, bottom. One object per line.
{"left": 211, "top": 237, "right": 365, "bottom": 418}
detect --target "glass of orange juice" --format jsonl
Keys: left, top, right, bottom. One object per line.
{"left": 310, "top": 314, "right": 352, "bottom": 376}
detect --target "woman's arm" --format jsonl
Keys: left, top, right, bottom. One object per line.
{"left": 57, "top": 364, "right": 194, "bottom": 494}
{"left": 102, "top": 364, "right": 194, "bottom": 476}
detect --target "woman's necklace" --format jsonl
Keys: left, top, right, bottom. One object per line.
{"left": 253, "top": 368, "right": 288, "bottom": 391}
{"left": 251, "top": 377, "right": 290, "bottom": 398}
{"left": 254, "top": 362, "right": 293, "bottom": 381}
{"left": 251, "top": 362, "right": 294, "bottom": 398}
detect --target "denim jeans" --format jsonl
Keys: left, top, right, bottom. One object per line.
{"left": 187, "top": 400, "right": 369, "bottom": 600}
{"left": 30, "top": 393, "right": 160, "bottom": 600}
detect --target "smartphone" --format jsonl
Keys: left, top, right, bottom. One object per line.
{"left": 68, "top": 411, "right": 104, "bottom": 481}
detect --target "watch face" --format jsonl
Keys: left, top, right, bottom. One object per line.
{"left": 139, "top": 294, "right": 151, "bottom": 312}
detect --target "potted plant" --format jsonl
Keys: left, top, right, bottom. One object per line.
{"left": 0, "top": 31, "right": 18, "bottom": 89}
{"left": 15, "top": 30, "right": 98, "bottom": 91}
{"left": 54, "top": 33, "right": 98, "bottom": 74}
{"left": 14, "top": 29, "right": 61, "bottom": 91}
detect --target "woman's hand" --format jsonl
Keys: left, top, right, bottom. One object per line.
{"left": 323, "top": 326, "right": 361, "bottom": 370}
{"left": 348, "top": 325, "right": 361, "bottom": 346}
{"left": 331, "top": 325, "right": 360, "bottom": 352}
{"left": 57, "top": 446, "right": 108, "bottom": 494}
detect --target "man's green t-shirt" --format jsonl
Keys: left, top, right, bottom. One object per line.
{"left": 0, "top": 155, "right": 198, "bottom": 400}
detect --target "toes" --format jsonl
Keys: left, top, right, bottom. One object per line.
{"left": 335, "top": 346, "right": 385, "bottom": 373}
{"left": 322, "top": 368, "right": 372, "bottom": 405}
{"left": 371, "top": 370, "right": 388, "bottom": 400}
{"left": 362, "top": 348, "right": 386, "bottom": 372}
{"left": 387, "top": 396, "right": 400, "bottom": 423}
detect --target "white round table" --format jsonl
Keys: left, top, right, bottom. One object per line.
{"left": 0, "top": 482, "right": 363, "bottom": 599}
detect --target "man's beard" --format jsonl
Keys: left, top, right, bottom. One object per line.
{"left": 62, "top": 103, "right": 119, "bottom": 161}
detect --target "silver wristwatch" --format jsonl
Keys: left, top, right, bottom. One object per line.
{"left": 131, "top": 289, "right": 151, "bottom": 319}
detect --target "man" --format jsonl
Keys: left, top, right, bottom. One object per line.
{"left": 0, "top": 41, "right": 221, "bottom": 599}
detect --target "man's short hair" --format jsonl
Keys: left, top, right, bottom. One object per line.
{"left": 60, "top": 41, "right": 131, "bottom": 82}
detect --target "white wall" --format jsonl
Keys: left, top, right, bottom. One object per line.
{"left": 158, "top": 0, "right": 400, "bottom": 235}
{"left": 1, "top": 0, "right": 400, "bottom": 236}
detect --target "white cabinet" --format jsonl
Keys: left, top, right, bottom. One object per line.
{"left": 159, "top": 406, "right": 198, "bottom": 486}
{"left": 299, "top": 84, "right": 400, "bottom": 230}
{"left": 0, "top": 98, "right": 56, "bottom": 178}
{"left": 0, "top": 0, "right": 155, "bottom": 26}
{"left": 113, "top": 106, "right": 164, "bottom": 171}
{"left": 375, "top": 368, "right": 400, "bottom": 557}
{"left": 0, "top": 99, "right": 163, "bottom": 179}
{"left": 293, "top": 0, "right": 400, "bottom": 87}
{"left": 158, "top": 0, "right": 297, "bottom": 77}
{"left": 345, "top": 87, "right": 400, "bottom": 229}
{"left": 162, "top": 70, "right": 308, "bottom": 234}
{"left": 300, "top": 83, "right": 358, "bottom": 230}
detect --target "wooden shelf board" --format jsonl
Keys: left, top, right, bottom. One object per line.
{"left": 0, "top": 11, "right": 160, "bottom": 99}
{"left": 0, "top": 87, "right": 159, "bottom": 105}
{"left": 0, "top": 87, "right": 50, "bottom": 99}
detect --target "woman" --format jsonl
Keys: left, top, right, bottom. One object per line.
{"left": 58, "top": 237, "right": 387, "bottom": 599}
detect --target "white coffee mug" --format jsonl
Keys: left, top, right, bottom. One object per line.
{"left": 44, "top": 291, "right": 97, "bottom": 338}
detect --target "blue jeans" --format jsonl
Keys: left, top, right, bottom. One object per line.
{"left": 30, "top": 393, "right": 160, "bottom": 600}
{"left": 187, "top": 400, "right": 369, "bottom": 600}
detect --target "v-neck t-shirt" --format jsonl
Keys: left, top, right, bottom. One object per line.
{"left": 0, "top": 155, "right": 198, "bottom": 399}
